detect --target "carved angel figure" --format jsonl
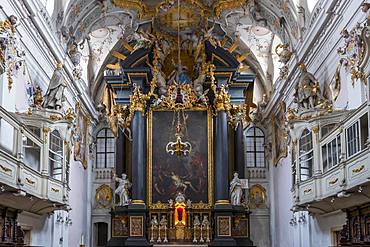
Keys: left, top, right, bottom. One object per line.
{"left": 42, "top": 63, "right": 67, "bottom": 110}
{"left": 294, "top": 65, "right": 324, "bottom": 110}
{"left": 114, "top": 173, "right": 132, "bottom": 206}
{"left": 230, "top": 172, "right": 243, "bottom": 206}
{"left": 129, "top": 31, "right": 155, "bottom": 52}
{"left": 249, "top": 0, "right": 267, "bottom": 27}
{"left": 193, "top": 69, "right": 208, "bottom": 105}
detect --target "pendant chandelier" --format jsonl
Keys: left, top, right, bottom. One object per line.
{"left": 166, "top": 111, "right": 192, "bottom": 156}
{"left": 165, "top": 0, "right": 192, "bottom": 157}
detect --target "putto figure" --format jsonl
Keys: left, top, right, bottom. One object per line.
{"left": 42, "top": 63, "right": 67, "bottom": 110}
{"left": 230, "top": 172, "right": 243, "bottom": 206}
{"left": 114, "top": 173, "right": 132, "bottom": 206}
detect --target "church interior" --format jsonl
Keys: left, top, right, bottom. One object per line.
{"left": 0, "top": 0, "right": 369, "bottom": 246}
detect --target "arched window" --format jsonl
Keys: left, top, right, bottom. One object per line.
{"left": 49, "top": 130, "right": 63, "bottom": 180}
{"left": 245, "top": 127, "right": 265, "bottom": 168}
{"left": 96, "top": 129, "right": 115, "bottom": 168}
{"left": 299, "top": 129, "right": 313, "bottom": 181}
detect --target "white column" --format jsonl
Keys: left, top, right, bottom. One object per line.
{"left": 312, "top": 126, "right": 321, "bottom": 176}
{"left": 41, "top": 127, "right": 50, "bottom": 176}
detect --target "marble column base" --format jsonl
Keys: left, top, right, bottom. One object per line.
{"left": 211, "top": 203, "right": 236, "bottom": 246}
{"left": 125, "top": 203, "right": 151, "bottom": 247}
{"left": 106, "top": 207, "right": 127, "bottom": 247}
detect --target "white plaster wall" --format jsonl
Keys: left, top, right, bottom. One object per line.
{"left": 250, "top": 212, "right": 270, "bottom": 247}
{"left": 68, "top": 155, "right": 89, "bottom": 246}
{"left": 309, "top": 211, "right": 346, "bottom": 247}
{"left": 0, "top": 1, "right": 94, "bottom": 246}
{"left": 269, "top": 1, "right": 370, "bottom": 246}
{"left": 270, "top": 156, "right": 295, "bottom": 247}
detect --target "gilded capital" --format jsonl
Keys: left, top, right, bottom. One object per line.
{"left": 130, "top": 85, "right": 149, "bottom": 113}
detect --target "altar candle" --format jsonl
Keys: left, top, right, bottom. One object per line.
{"left": 80, "top": 234, "right": 84, "bottom": 245}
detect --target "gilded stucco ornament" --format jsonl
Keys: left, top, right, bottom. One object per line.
{"left": 214, "top": 0, "right": 249, "bottom": 18}
{"left": 275, "top": 43, "right": 293, "bottom": 81}
{"left": 337, "top": 22, "right": 367, "bottom": 85}
{"left": 0, "top": 15, "right": 25, "bottom": 91}
{"left": 33, "top": 86, "right": 43, "bottom": 108}
{"left": 275, "top": 44, "right": 292, "bottom": 64}
{"left": 130, "top": 84, "right": 150, "bottom": 113}
{"left": 95, "top": 184, "right": 113, "bottom": 209}
{"left": 213, "top": 85, "right": 231, "bottom": 113}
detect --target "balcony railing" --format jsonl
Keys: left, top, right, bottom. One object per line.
{"left": 0, "top": 106, "right": 69, "bottom": 214}
{"left": 292, "top": 103, "right": 370, "bottom": 212}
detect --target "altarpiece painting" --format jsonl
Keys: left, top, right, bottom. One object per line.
{"left": 148, "top": 110, "right": 213, "bottom": 206}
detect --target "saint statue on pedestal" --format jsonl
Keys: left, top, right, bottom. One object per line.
{"left": 114, "top": 173, "right": 131, "bottom": 206}
{"left": 42, "top": 63, "right": 66, "bottom": 110}
{"left": 230, "top": 172, "right": 243, "bottom": 206}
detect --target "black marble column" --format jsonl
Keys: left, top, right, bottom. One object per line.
{"left": 212, "top": 110, "right": 236, "bottom": 246}
{"left": 235, "top": 121, "right": 245, "bottom": 179}
{"left": 125, "top": 110, "right": 150, "bottom": 246}
{"left": 131, "top": 111, "right": 146, "bottom": 202}
{"left": 116, "top": 130, "right": 126, "bottom": 176}
{"left": 214, "top": 111, "right": 229, "bottom": 202}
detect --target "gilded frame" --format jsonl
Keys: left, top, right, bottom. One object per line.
{"left": 112, "top": 216, "right": 128, "bottom": 237}
{"left": 217, "top": 216, "right": 232, "bottom": 237}
{"left": 147, "top": 108, "right": 213, "bottom": 208}
{"left": 129, "top": 216, "right": 144, "bottom": 237}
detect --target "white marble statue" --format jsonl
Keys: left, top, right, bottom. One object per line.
{"left": 114, "top": 173, "right": 131, "bottom": 206}
{"left": 42, "top": 63, "right": 67, "bottom": 110}
{"left": 230, "top": 172, "right": 243, "bottom": 206}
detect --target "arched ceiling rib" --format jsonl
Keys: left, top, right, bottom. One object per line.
{"left": 62, "top": 0, "right": 299, "bottom": 45}
{"left": 60, "top": 0, "right": 299, "bottom": 104}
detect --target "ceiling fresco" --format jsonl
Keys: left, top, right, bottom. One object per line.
{"left": 57, "top": 0, "right": 300, "bottom": 103}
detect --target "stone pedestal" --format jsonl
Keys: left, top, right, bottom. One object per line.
{"left": 233, "top": 206, "right": 255, "bottom": 247}
{"left": 125, "top": 203, "right": 151, "bottom": 247}
{"left": 211, "top": 204, "right": 236, "bottom": 246}
{"left": 106, "top": 207, "right": 127, "bottom": 247}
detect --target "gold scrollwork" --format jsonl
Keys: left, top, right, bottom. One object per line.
{"left": 149, "top": 201, "right": 169, "bottom": 210}
{"left": 130, "top": 85, "right": 150, "bottom": 114}
{"left": 25, "top": 177, "right": 35, "bottom": 185}
{"left": 214, "top": 0, "right": 249, "bottom": 17}
{"left": 154, "top": 84, "right": 203, "bottom": 111}
{"left": 51, "top": 187, "right": 60, "bottom": 193}
{"left": 352, "top": 165, "right": 365, "bottom": 174}
{"left": 64, "top": 108, "right": 75, "bottom": 122}
{"left": 112, "top": 0, "right": 151, "bottom": 18}
{"left": 303, "top": 188, "right": 312, "bottom": 194}
{"left": 329, "top": 178, "right": 338, "bottom": 186}
{"left": 213, "top": 85, "right": 231, "bottom": 113}
{"left": 43, "top": 127, "right": 50, "bottom": 141}
{"left": 130, "top": 216, "right": 144, "bottom": 237}
{"left": 0, "top": 164, "right": 11, "bottom": 173}
{"left": 217, "top": 216, "right": 231, "bottom": 237}
{"left": 49, "top": 114, "right": 62, "bottom": 121}
{"left": 191, "top": 201, "right": 212, "bottom": 210}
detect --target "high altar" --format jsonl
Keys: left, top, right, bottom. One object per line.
{"left": 103, "top": 2, "right": 256, "bottom": 246}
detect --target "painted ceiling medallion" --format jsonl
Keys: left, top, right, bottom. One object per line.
{"left": 90, "top": 27, "right": 110, "bottom": 39}
{"left": 251, "top": 26, "right": 271, "bottom": 36}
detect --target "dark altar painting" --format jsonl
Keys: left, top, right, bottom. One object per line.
{"left": 273, "top": 101, "right": 288, "bottom": 166}
{"left": 149, "top": 110, "right": 210, "bottom": 204}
